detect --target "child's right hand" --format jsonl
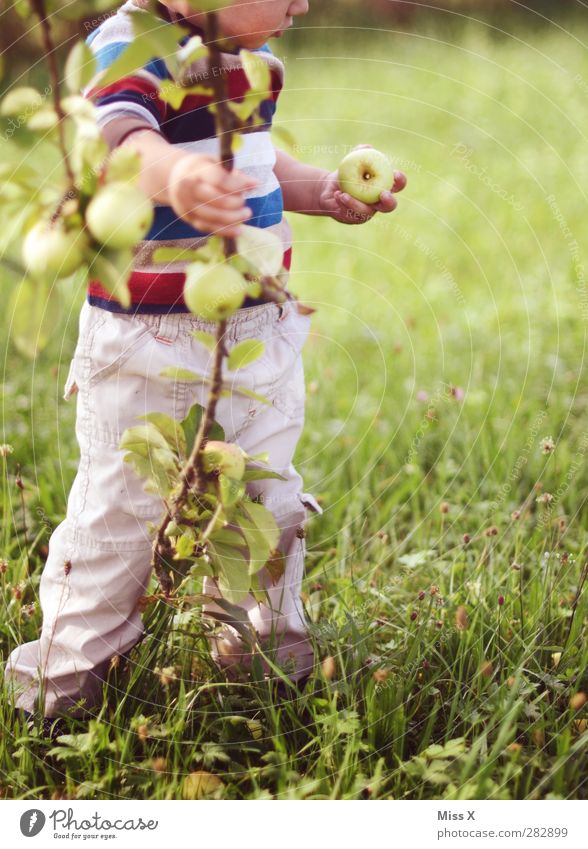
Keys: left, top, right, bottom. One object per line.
{"left": 168, "top": 154, "right": 257, "bottom": 237}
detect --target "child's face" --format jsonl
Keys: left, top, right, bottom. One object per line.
{"left": 167, "top": 1, "right": 310, "bottom": 48}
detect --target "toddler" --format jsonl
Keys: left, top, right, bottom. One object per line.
{"left": 5, "top": 0, "right": 405, "bottom": 726}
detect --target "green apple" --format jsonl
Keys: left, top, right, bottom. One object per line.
{"left": 183, "top": 262, "right": 247, "bottom": 321}
{"left": 202, "top": 441, "right": 246, "bottom": 480}
{"left": 337, "top": 148, "right": 395, "bottom": 205}
{"left": 86, "top": 182, "right": 153, "bottom": 249}
{"left": 22, "top": 221, "right": 89, "bottom": 280}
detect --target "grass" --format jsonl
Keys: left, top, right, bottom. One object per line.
{"left": 2, "top": 18, "right": 588, "bottom": 799}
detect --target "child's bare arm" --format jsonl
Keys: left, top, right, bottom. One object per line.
{"left": 274, "top": 148, "right": 406, "bottom": 224}
{"left": 120, "top": 128, "right": 257, "bottom": 237}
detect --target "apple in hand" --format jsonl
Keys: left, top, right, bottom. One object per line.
{"left": 337, "top": 148, "right": 395, "bottom": 205}
{"left": 86, "top": 182, "right": 153, "bottom": 250}
{"left": 22, "top": 221, "right": 89, "bottom": 279}
{"left": 202, "top": 441, "right": 246, "bottom": 480}
{"left": 183, "top": 261, "right": 248, "bottom": 321}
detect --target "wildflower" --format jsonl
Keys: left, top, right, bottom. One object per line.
{"left": 372, "top": 668, "right": 389, "bottom": 684}
{"left": 536, "top": 492, "right": 554, "bottom": 505}
{"left": 151, "top": 757, "right": 168, "bottom": 773}
{"left": 416, "top": 390, "right": 429, "bottom": 402}
{"left": 570, "top": 692, "right": 587, "bottom": 711}
{"left": 507, "top": 742, "right": 522, "bottom": 753}
{"left": 157, "top": 666, "right": 176, "bottom": 687}
{"left": 559, "top": 518, "right": 567, "bottom": 532}
{"left": 506, "top": 676, "right": 516, "bottom": 687}
{"left": 463, "top": 533, "right": 471, "bottom": 545}
{"left": 0, "top": 559, "right": 8, "bottom": 574}
{"left": 439, "top": 501, "right": 449, "bottom": 514}
{"left": 511, "top": 510, "right": 521, "bottom": 520}
{"left": 0, "top": 444, "right": 13, "bottom": 457}
{"left": 430, "top": 585, "right": 439, "bottom": 596}
{"left": 551, "top": 652, "right": 562, "bottom": 668}
{"left": 15, "top": 475, "right": 24, "bottom": 491}
{"left": 435, "top": 619, "right": 443, "bottom": 629}
{"left": 450, "top": 385, "right": 465, "bottom": 401}
{"left": 422, "top": 660, "right": 431, "bottom": 670}
{"left": 498, "top": 595, "right": 505, "bottom": 606}
{"left": 410, "top": 610, "right": 418, "bottom": 621}
{"left": 455, "top": 606, "right": 469, "bottom": 631}
{"left": 484, "top": 526, "right": 498, "bottom": 537}
{"left": 540, "top": 436, "right": 555, "bottom": 454}
{"left": 12, "top": 584, "right": 23, "bottom": 601}
{"left": 418, "top": 590, "right": 426, "bottom": 601}
{"left": 511, "top": 562, "right": 521, "bottom": 571}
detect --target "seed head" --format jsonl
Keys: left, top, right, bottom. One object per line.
{"left": 439, "top": 501, "right": 449, "bottom": 514}
{"left": 463, "top": 533, "right": 471, "bottom": 545}
{"left": 540, "top": 436, "right": 555, "bottom": 455}
{"left": 570, "top": 692, "right": 587, "bottom": 711}
{"left": 0, "top": 444, "right": 13, "bottom": 457}
{"left": 484, "top": 526, "right": 498, "bottom": 537}
{"left": 418, "top": 590, "right": 426, "bottom": 601}
{"left": 455, "top": 605, "right": 469, "bottom": 631}
{"left": 410, "top": 610, "right": 418, "bottom": 621}
{"left": 498, "top": 595, "right": 505, "bottom": 606}
{"left": 0, "top": 559, "right": 8, "bottom": 574}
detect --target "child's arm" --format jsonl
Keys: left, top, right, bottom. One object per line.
{"left": 119, "top": 128, "right": 256, "bottom": 237}
{"left": 274, "top": 147, "right": 406, "bottom": 225}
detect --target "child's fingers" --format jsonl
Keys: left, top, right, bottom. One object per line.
{"left": 392, "top": 171, "right": 407, "bottom": 193}
{"left": 184, "top": 202, "right": 252, "bottom": 233}
{"left": 372, "top": 192, "right": 398, "bottom": 213}
{"left": 334, "top": 190, "right": 376, "bottom": 221}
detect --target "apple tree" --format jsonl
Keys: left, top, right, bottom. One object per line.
{"left": 0, "top": 0, "right": 306, "bottom": 644}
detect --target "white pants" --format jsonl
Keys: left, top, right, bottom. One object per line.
{"left": 5, "top": 299, "right": 321, "bottom": 716}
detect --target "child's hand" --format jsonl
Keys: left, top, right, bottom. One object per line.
{"left": 318, "top": 145, "right": 407, "bottom": 225}
{"left": 168, "top": 154, "right": 257, "bottom": 237}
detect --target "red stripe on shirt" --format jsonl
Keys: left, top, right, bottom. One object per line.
{"left": 88, "top": 247, "right": 293, "bottom": 306}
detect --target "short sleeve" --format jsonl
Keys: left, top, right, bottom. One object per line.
{"left": 84, "top": 24, "right": 171, "bottom": 149}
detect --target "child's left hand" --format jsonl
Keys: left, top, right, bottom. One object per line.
{"left": 318, "top": 145, "right": 407, "bottom": 225}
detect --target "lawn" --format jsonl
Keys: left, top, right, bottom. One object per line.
{"left": 2, "top": 17, "right": 588, "bottom": 799}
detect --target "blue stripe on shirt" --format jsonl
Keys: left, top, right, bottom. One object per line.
{"left": 146, "top": 188, "right": 284, "bottom": 240}
{"left": 94, "top": 41, "right": 171, "bottom": 81}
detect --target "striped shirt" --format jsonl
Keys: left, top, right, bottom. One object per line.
{"left": 84, "top": 0, "right": 291, "bottom": 314}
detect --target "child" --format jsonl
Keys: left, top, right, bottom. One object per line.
{"left": 5, "top": 0, "right": 406, "bottom": 725}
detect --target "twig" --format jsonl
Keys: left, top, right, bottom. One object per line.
{"left": 31, "top": 0, "right": 76, "bottom": 190}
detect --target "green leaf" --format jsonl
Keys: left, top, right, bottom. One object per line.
{"left": 233, "top": 512, "right": 272, "bottom": 576}
{"left": 228, "top": 386, "right": 271, "bottom": 406}
{"left": 236, "top": 224, "right": 284, "bottom": 276}
{"left": 105, "top": 146, "right": 142, "bottom": 184}
{"left": 180, "top": 402, "right": 204, "bottom": 453}
{"left": 174, "top": 532, "right": 196, "bottom": 560}
{"left": 240, "top": 49, "right": 271, "bottom": 94}
{"left": 120, "top": 423, "right": 170, "bottom": 454}
{"left": 209, "top": 543, "right": 250, "bottom": 604}
{"left": 139, "top": 412, "right": 186, "bottom": 456}
{"left": 96, "top": 39, "right": 158, "bottom": 88}
{"left": 152, "top": 246, "right": 205, "bottom": 265}
{"left": 209, "top": 527, "right": 245, "bottom": 548}
{"left": 7, "top": 277, "right": 62, "bottom": 359}
{"left": 242, "top": 468, "right": 287, "bottom": 482}
{"left": 241, "top": 501, "right": 280, "bottom": 552}
{"left": 65, "top": 41, "right": 97, "bottom": 93}
{"left": 160, "top": 366, "right": 206, "bottom": 383}
{"left": 192, "top": 330, "right": 217, "bottom": 352}
{"left": 228, "top": 339, "right": 265, "bottom": 371}
{"left": 218, "top": 474, "right": 245, "bottom": 508}
{"left": 159, "top": 80, "right": 213, "bottom": 110}
{"left": 88, "top": 250, "right": 131, "bottom": 308}
{"left": 123, "top": 451, "right": 172, "bottom": 499}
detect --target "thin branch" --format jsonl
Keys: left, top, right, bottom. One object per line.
{"left": 31, "top": 0, "right": 76, "bottom": 190}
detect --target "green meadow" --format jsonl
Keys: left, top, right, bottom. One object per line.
{"left": 2, "top": 18, "right": 588, "bottom": 799}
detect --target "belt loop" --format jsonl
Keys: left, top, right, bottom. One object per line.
{"left": 156, "top": 310, "right": 181, "bottom": 344}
